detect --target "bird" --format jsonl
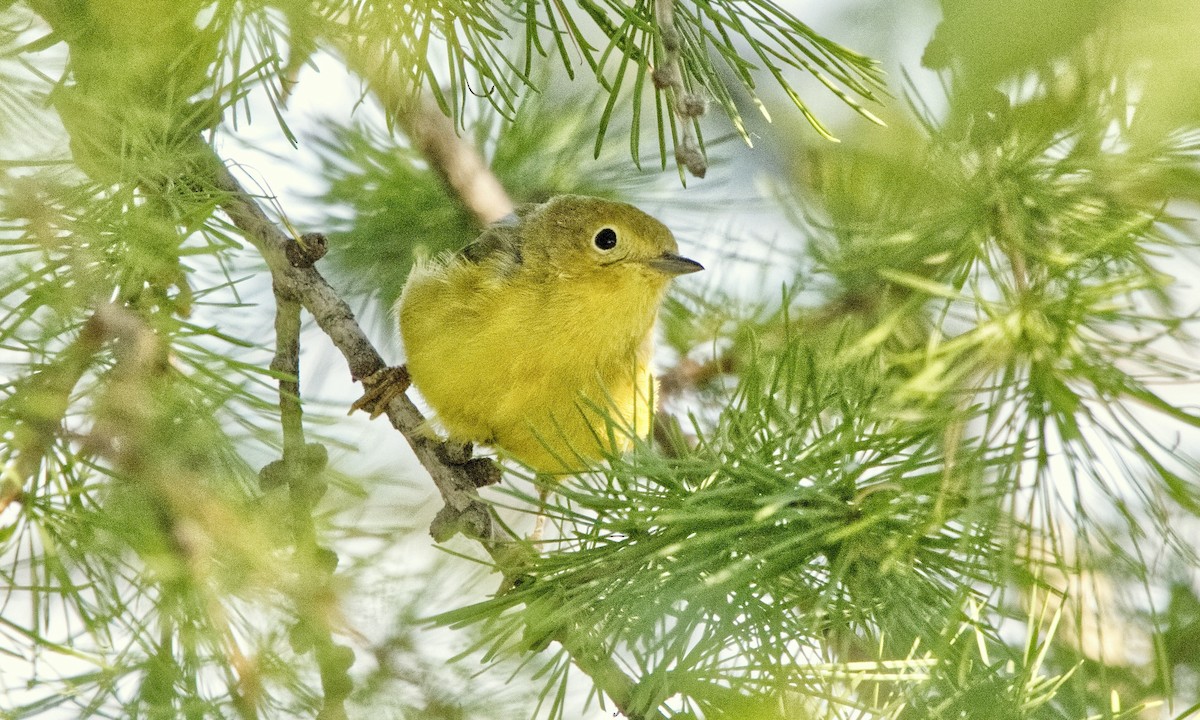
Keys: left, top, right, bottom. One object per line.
{"left": 360, "top": 194, "right": 701, "bottom": 476}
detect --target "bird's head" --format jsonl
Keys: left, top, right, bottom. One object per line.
{"left": 521, "top": 195, "right": 704, "bottom": 284}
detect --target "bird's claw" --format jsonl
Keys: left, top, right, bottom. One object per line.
{"left": 433, "top": 441, "right": 501, "bottom": 488}
{"left": 434, "top": 440, "right": 473, "bottom": 465}
{"left": 349, "top": 365, "right": 411, "bottom": 418}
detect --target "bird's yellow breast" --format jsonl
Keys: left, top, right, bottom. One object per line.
{"left": 398, "top": 257, "right": 664, "bottom": 473}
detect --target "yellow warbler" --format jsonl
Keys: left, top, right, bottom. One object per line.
{"left": 397, "top": 195, "right": 702, "bottom": 473}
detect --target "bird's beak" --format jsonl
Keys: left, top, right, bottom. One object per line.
{"left": 646, "top": 252, "right": 704, "bottom": 276}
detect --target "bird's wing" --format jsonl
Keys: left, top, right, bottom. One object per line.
{"left": 457, "top": 203, "right": 538, "bottom": 270}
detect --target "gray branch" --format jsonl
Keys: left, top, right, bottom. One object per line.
{"left": 201, "top": 144, "right": 508, "bottom": 550}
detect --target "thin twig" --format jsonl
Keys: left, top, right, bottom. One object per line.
{"left": 271, "top": 293, "right": 306, "bottom": 460}
{"left": 80, "top": 305, "right": 262, "bottom": 720}
{"left": 994, "top": 200, "right": 1028, "bottom": 293}
{"left": 201, "top": 144, "right": 508, "bottom": 549}
{"left": 555, "top": 622, "right": 669, "bottom": 720}
{"left": 652, "top": 0, "right": 708, "bottom": 178}
{"left": 4, "top": 304, "right": 114, "bottom": 514}
{"left": 398, "top": 98, "right": 514, "bottom": 225}
{"left": 337, "top": 40, "right": 514, "bottom": 225}
{"left": 265, "top": 277, "right": 354, "bottom": 720}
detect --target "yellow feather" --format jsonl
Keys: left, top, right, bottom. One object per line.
{"left": 397, "top": 195, "right": 702, "bottom": 474}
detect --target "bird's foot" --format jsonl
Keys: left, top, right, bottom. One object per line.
{"left": 434, "top": 440, "right": 503, "bottom": 488}
{"left": 434, "top": 440, "right": 473, "bottom": 465}
{"left": 349, "top": 365, "right": 411, "bottom": 419}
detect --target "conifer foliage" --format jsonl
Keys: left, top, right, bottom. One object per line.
{"left": 2, "top": 0, "right": 1199, "bottom": 718}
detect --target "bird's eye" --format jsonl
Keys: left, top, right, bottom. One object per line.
{"left": 593, "top": 227, "right": 618, "bottom": 251}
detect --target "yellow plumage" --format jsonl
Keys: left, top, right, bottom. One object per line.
{"left": 397, "top": 195, "right": 702, "bottom": 474}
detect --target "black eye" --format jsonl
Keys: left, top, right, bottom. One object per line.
{"left": 593, "top": 227, "right": 618, "bottom": 251}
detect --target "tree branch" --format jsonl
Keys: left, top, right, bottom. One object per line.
{"left": 271, "top": 292, "right": 306, "bottom": 460}
{"left": 3, "top": 304, "right": 114, "bottom": 514}
{"left": 398, "top": 99, "right": 514, "bottom": 225}
{"left": 555, "top": 623, "right": 669, "bottom": 720}
{"left": 201, "top": 145, "right": 508, "bottom": 549}
{"left": 652, "top": 0, "right": 708, "bottom": 178}
{"left": 337, "top": 41, "right": 514, "bottom": 225}
{"left": 261, "top": 268, "right": 354, "bottom": 720}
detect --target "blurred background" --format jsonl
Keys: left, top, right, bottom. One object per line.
{"left": 2, "top": 0, "right": 1200, "bottom": 718}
